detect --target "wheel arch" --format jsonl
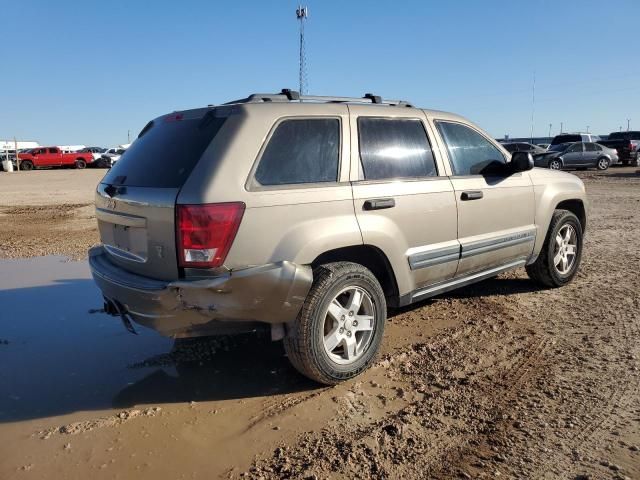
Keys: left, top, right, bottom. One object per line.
{"left": 530, "top": 176, "right": 588, "bottom": 264}
{"left": 556, "top": 199, "right": 586, "bottom": 234}
{"left": 311, "top": 245, "right": 400, "bottom": 307}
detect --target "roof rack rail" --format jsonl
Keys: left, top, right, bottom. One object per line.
{"left": 224, "top": 89, "right": 413, "bottom": 107}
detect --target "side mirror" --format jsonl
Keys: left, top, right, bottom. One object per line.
{"left": 510, "top": 152, "right": 534, "bottom": 172}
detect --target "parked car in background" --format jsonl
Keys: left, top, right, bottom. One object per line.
{"left": 550, "top": 133, "right": 601, "bottom": 146}
{"left": 536, "top": 143, "right": 550, "bottom": 150}
{"left": 534, "top": 142, "right": 617, "bottom": 171}
{"left": 78, "top": 147, "right": 110, "bottom": 167}
{"left": 99, "top": 146, "right": 128, "bottom": 167}
{"left": 502, "top": 142, "right": 547, "bottom": 155}
{"left": 89, "top": 89, "right": 588, "bottom": 385}
{"left": 79, "top": 147, "right": 106, "bottom": 161}
{"left": 17, "top": 146, "right": 94, "bottom": 170}
{"left": 597, "top": 131, "right": 640, "bottom": 166}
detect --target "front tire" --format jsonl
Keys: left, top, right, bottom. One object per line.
{"left": 283, "top": 262, "right": 386, "bottom": 385}
{"left": 526, "top": 209, "right": 583, "bottom": 288}
{"left": 596, "top": 157, "right": 610, "bottom": 171}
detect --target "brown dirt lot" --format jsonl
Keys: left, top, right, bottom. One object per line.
{"left": 0, "top": 167, "right": 638, "bottom": 479}
{"left": 0, "top": 170, "right": 104, "bottom": 259}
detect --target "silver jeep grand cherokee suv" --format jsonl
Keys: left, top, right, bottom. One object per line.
{"left": 90, "top": 89, "right": 587, "bottom": 384}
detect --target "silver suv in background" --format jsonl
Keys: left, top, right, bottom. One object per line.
{"left": 550, "top": 132, "right": 601, "bottom": 146}
{"left": 90, "top": 90, "right": 588, "bottom": 384}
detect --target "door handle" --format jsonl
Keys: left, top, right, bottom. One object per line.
{"left": 363, "top": 198, "right": 395, "bottom": 210}
{"left": 461, "top": 190, "right": 483, "bottom": 201}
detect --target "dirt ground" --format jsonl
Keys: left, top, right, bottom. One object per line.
{"left": 0, "top": 170, "right": 104, "bottom": 259}
{"left": 0, "top": 167, "right": 639, "bottom": 479}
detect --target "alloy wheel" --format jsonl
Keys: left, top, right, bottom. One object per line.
{"left": 553, "top": 224, "right": 578, "bottom": 275}
{"left": 598, "top": 158, "right": 609, "bottom": 170}
{"left": 322, "top": 286, "right": 376, "bottom": 365}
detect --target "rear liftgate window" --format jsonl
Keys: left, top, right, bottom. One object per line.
{"left": 255, "top": 118, "right": 340, "bottom": 186}
{"left": 103, "top": 110, "right": 227, "bottom": 188}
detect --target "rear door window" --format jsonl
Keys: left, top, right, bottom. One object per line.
{"left": 435, "top": 121, "right": 506, "bottom": 176}
{"left": 567, "top": 143, "right": 583, "bottom": 153}
{"left": 103, "top": 109, "right": 228, "bottom": 188}
{"left": 358, "top": 118, "right": 437, "bottom": 180}
{"left": 254, "top": 118, "right": 340, "bottom": 186}
{"left": 585, "top": 143, "right": 597, "bottom": 152}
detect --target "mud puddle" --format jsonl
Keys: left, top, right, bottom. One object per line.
{"left": 0, "top": 256, "right": 314, "bottom": 425}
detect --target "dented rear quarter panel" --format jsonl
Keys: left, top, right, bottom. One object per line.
{"left": 178, "top": 102, "right": 364, "bottom": 271}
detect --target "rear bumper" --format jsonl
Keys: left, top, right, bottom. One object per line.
{"left": 89, "top": 246, "right": 312, "bottom": 338}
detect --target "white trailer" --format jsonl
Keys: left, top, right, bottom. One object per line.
{"left": 57, "top": 145, "right": 86, "bottom": 153}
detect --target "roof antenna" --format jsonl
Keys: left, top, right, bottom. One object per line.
{"left": 296, "top": 5, "right": 309, "bottom": 96}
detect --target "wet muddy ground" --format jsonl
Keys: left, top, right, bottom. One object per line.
{"left": 0, "top": 167, "right": 639, "bottom": 479}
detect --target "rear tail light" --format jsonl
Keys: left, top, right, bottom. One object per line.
{"left": 176, "top": 202, "right": 245, "bottom": 268}
{"left": 630, "top": 142, "right": 637, "bottom": 152}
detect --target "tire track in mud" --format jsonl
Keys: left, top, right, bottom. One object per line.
{"left": 245, "top": 389, "right": 328, "bottom": 431}
{"left": 242, "top": 296, "right": 561, "bottom": 479}
{"left": 573, "top": 306, "right": 640, "bottom": 454}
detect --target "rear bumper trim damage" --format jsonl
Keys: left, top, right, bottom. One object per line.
{"left": 89, "top": 246, "right": 313, "bottom": 338}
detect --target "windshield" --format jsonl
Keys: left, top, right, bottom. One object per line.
{"left": 608, "top": 132, "right": 640, "bottom": 141}
{"left": 548, "top": 143, "right": 571, "bottom": 152}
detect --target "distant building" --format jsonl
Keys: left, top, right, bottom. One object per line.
{"left": 0, "top": 140, "right": 39, "bottom": 151}
{"left": 498, "top": 134, "right": 609, "bottom": 144}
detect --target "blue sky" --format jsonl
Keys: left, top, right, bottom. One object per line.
{"left": 1, "top": 0, "right": 639, "bottom": 146}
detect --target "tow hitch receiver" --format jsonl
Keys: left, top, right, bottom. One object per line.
{"left": 103, "top": 298, "right": 138, "bottom": 335}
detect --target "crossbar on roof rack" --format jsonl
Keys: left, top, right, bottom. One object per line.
{"left": 224, "top": 89, "right": 413, "bottom": 107}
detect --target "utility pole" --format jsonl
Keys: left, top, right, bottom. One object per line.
{"left": 14, "top": 137, "right": 19, "bottom": 171}
{"left": 560, "top": 122, "right": 563, "bottom": 134}
{"left": 296, "top": 5, "right": 308, "bottom": 95}
{"left": 529, "top": 71, "right": 536, "bottom": 143}
{"left": 586, "top": 125, "right": 590, "bottom": 133}
{"left": 627, "top": 119, "right": 630, "bottom": 131}
{"left": 548, "top": 123, "right": 552, "bottom": 138}
{"left": 127, "top": 130, "right": 130, "bottom": 143}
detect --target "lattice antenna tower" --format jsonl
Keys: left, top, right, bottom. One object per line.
{"left": 296, "top": 5, "right": 309, "bottom": 95}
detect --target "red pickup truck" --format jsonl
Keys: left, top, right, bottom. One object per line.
{"left": 17, "top": 147, "right": 94, "bottom": 170}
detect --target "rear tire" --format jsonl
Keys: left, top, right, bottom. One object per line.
{"left": 20, "top": 160, "right": 34, "bottom": 171}
{"left": 596, "top": 157, "right": 610, "bottom": 171}
{"left": 549, "top": 158, "right": 562, "bottom": 170}
{"left": 526, "top": 209, "right": 583, "bottom": 288}
{"left": 75, "top": 159, "right": 86, "bottom": 169}
{"left": 283, "top": 262, "right": 386, "bottom": 385}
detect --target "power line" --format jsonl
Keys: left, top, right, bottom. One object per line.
{"left": 296, "top": 6, "right": 308, "bottom": 95}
